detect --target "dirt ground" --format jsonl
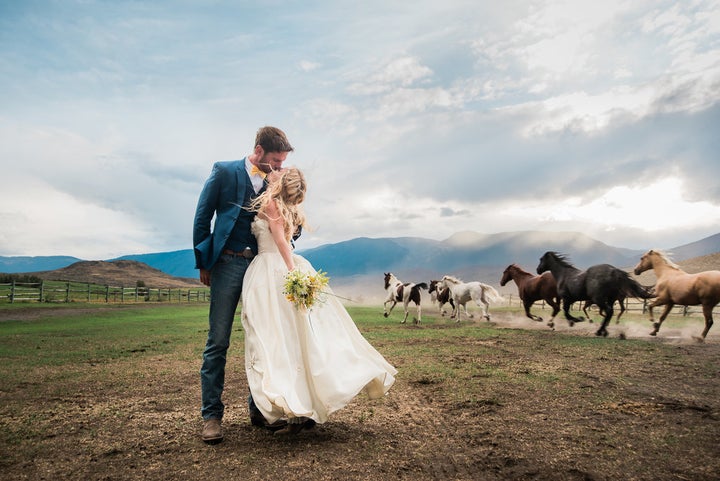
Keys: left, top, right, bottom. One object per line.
{"left": 1, "top": 308, "right": 719, "bottom": 481}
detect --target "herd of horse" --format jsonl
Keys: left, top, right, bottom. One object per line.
{"left": 382, "top": 249, "right": 720, "bottom": 340}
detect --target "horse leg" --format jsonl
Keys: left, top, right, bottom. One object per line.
{"left": 463, "top": 303, "right": 473, "bottom": 321}
{"left": 480, "top": 298, "right": 491, "bottom": 321}
{"left": 650, "top": 303, "right": 674, "bottom": 336}
{"left": 402, "top": 301, "right": 411, "bottom": 324}
{"left": 415, "top": 302, "right": 422, "bottom": 325}
{"left": 596, "top": 303, "right": 613, "bottom": 337}
{"left": 699, "top": 304, "right": 714, "bottom": 340}
{"left": 524, "top": 300, "right": 542, "bottom": 322}
{"left": 616, "top": 300, "right": 626, "bottom": 324}
{"left": 582, "top": 302, "right": 594, "bottom": 323}
{"left": 455, "top": 301, "right": 467, "bottom": 321}
{"left": 383, "top": 299, "right": 396, "bottom": 318}
{"left": 562, "top": 299, "right": 583, "bottom": 326}
{"left": 547, "top": 298, "right": 560, "bottom": 329}
{"left": 385, "top": 300, "right": 400, "bottom": 321}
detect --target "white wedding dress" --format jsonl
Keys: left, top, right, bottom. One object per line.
{"left": 241, "top": 218, "right": 396, "bottom": 424}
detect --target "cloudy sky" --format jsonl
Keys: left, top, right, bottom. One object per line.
{"left": 1, "top": 0, "right": 719, "bottom": 260}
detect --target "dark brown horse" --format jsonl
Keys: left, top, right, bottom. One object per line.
{"left": 428, "top": 279, "right": 455, "bottom": 317}
{"left": 537, "top": 251, "right": 654, "bottom": 337}
{"left": 500, "top": 264, "right": 560, "bottom": 328}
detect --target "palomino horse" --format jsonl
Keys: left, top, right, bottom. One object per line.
{"left": 440, "top": 275, "right": 504, "bottom": 322}
{"left": 383, "top": 273, "right": 428, "bottom": 324}
{"left": 500, "top": 264, "right": 560, "bottom": 328}
{"left": 634, "top": 249, "right": 720, "bottom": 340}
{"left": 428, "top": 279, "right": 455, "bottom": 316}
{"left": 537, "top": 251, "right": 654, "bottom": 337}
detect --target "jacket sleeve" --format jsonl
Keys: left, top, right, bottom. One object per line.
{"left": 193, "top": 163, "right": 222, "bottom": 269}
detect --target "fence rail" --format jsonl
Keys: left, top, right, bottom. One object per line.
{"left": 0, "top": 281, "right": 209, "bottom": 304}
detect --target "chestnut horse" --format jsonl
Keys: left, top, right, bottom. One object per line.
{"left": 500, "top": 264, "right": 560, "bottom": 328}
{"left": 383, "top": 273, "right": 428, "bottom": 324}
{"left": 634, "top": 249, "right": 720, "bottom": 340}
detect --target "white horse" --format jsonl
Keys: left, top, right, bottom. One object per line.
{"left": 383, "top": 273, "right": 428, "bottom": 324}
{"left": 440, "top": 275, "right": 504, "bottom": 322}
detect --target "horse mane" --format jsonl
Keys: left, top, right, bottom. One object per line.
{"left": 650, "top": 249, "right": 680, "bottom": 269}
{"left": 442, "top": 275, "right": 463, "bottom": 283}
{"left": 547, "top": 251, "right": 575, "bottom": 268}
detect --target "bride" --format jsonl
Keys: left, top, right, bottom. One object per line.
{"left": 241, "top": 167, "right": 396, "bottom": 435}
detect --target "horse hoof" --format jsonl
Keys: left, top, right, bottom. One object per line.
{"left": 568, "top": 321, "right": 575, "bottom": 327}
{"left": 547, "top": 322, "right": 554, "bottom": 329}
{"left": 650, "top": 331, "right": 657, "bottom": 336}
{"left": 383, "top": 313, "right": 389, "bottom": 318}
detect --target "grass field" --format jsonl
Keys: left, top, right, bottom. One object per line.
{"left": 1, "top": 303, "right": 718, "bottom": 480}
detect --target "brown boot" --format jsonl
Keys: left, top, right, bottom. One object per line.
{"left": 202, "top": 418, "right": 223, "bottom": 444}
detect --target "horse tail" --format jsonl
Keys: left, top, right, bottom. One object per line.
{"left": 480, "top": 283, "right": 505, "bottom": 303}
{"left": 620, "top": 274, "right": 655, "bottom": 299}
{"left": 408, "top": 283, "right": 426, "bottom": 305}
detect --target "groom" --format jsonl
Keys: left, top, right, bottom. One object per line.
{"left": 193, "top": 126, "right": 293, "bottom": 444}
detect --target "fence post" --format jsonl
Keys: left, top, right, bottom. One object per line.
{"left": 65, "top": 282, "right": 70, "bottom": 303}
{"left": 10, "top": 280, "right": 15, "bottom": 304}
{"left": 39, "top": 281, "right": 44, "bottom": 303}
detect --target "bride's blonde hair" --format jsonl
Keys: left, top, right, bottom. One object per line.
{"left": 249, "top": 167, "right": 307, "bottom": 241}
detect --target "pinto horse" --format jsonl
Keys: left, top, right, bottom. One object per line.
{"left": 634, "top": 249, "right": 720, "bottom": 340}
{"left": 383, "top": 273, "right": 428, "bottom": 324}
{"left": 440, "top": 275, "right": 504, "bottom": 322}
{"left": 537, "top": 251, "right": 654, "bottom": 337}
{"left": 500, "top": 264, "right": 560, "bottom": 328}
{"left": 429, "top": 280, "right": 455, "bottom": 316}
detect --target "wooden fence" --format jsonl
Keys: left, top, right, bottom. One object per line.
{"left": 0, "top": 280, "right": 210, "bottom": 304}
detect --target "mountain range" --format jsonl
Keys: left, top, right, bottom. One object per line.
{"left": 3, "top": 231, "right": 719, "bottom": 294}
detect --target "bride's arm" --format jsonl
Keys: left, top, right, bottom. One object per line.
{"left": 260, "top": 199, "right": 295, "bottom": 271}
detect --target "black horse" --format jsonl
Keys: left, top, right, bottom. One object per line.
{"left": 536, "top": 251, "right": 654, "bottom": 337}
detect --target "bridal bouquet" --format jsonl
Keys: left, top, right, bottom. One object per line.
{"left": 283, "top": 269, "right": 330, "bottom": 311}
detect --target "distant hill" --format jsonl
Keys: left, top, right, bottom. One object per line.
{"left": 112, "top": 250, "right": 196, "bottom": 278}
{"left": 0, "top": 255, "right": 82, "bottom": 273}
{"left": 30, "top": 260, "right": 203, "bottom": 288}
{"left": 2, "top": 231, "right": 718, "bottom": 291}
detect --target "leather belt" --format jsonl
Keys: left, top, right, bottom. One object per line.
{"left": 223, "top": 247, "right": 256, "bottom": 259}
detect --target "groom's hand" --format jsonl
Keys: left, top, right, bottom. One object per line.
{"left": 200, "top": 268, "right": 211, "bottom": 286}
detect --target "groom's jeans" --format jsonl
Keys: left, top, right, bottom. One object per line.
{"left": 200, "top": 254, "right": 252, "bottom": 421}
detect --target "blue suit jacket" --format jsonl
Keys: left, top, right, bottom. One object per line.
{"left": 193, "top": 159, "right": 255, "bottom": 271}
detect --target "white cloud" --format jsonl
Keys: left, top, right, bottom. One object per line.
{"left": 0, "top": 177, "right": 155, "bottom": 258}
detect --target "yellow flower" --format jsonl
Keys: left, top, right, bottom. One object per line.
{"left": 283, "top": 269, "right": 329, "bottom": 311}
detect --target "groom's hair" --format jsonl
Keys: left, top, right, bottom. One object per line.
{"left": 255, "top": 126, "right": 294, "bottom": 153}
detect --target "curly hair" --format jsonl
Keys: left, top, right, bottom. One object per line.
{"left": 249, "top": 167, "right": 307, "bottom": 241}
